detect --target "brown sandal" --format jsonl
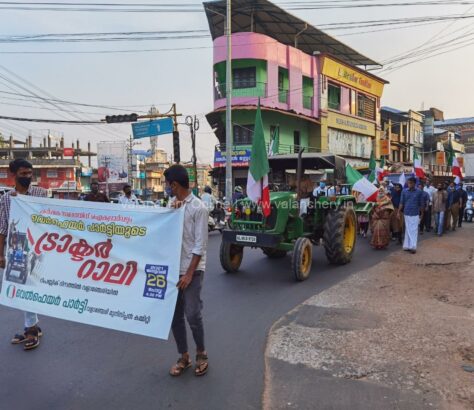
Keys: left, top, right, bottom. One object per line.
{"left": 195, "top": 353, "right": 209, "bottom": 377}
{"left": 11, "top": 326, "right": 43, "bottom": 344}
{"left": 23, "top": 326, "right": 40, "bottom": 351}
{"left": 169, "top": 357, "right": 192, "bottom": 377}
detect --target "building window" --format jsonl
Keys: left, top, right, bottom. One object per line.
{"left": 233, "top": 124, "right": 254, "bottom": 145}
{"left": 357, "top": 93, "right": 376, "bottom": 121}
{"left": 303, "top": 76, "right": 314, "bottom": 110}
{"left": 47, "top": 170, "right": 58, "bottom": 178}
{"left": 294, "top": 131, "right": 301, "bottom": 151}
{"left": 233, "top": 67, "right": 256, "bottom": 89}
{"left": 328, "top": 83, "right": 341, "bottom": 111}
{"left": 278, "top": 67, "right": 289, "bottom": 103}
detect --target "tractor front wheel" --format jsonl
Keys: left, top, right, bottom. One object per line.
{"left": 262, "top": 248, "right": 287, "bottom": 258}
{"left": 292, "top": 237, "right": 313, "bottom": 282}
{"left": 323, "top": 206, "right": 357, "bottom": 265}
{"left": 220, "top": 241, "right": 243, "bottom": 273}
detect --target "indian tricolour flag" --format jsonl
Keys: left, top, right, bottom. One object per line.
{"left": 346, "top": 164, "right": 378, "bottom": 202}
{"left": 247, "top": 101, "right": 271, "bottom": 217}
{"left": 447, "top": 142, "right": 463, "bottom": 184}
{"left": 413, "top": 150, "right": 425, "bottom": 178}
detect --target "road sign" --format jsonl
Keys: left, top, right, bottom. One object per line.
{"left": 132, "top": 118, "right": 174, "bottom": 139}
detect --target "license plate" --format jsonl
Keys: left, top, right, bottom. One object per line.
{"left": 236, "top": 235, "right": 257, "bottom": 243}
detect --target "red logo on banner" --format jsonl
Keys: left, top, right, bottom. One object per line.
{"left": 63, "top": 148, "right": 74, "bottom": 157}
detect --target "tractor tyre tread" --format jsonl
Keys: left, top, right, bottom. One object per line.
{"left": 323, "top": 207, "right": 356, "bottom": 265}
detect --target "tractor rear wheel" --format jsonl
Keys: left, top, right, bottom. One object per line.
{"left": 220, "top": 241, "right": 243, "bottom": 273}
{"left": 292, "top": 237, "right": 313, "bottom": 281}
{"left": 323, "top": 206, "right": 357, "bottom": 265}
{"left": 262, "top": 248, "right": 287, "bottom": 258}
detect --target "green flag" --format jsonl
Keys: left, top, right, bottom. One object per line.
{"left": 248, "top": 101, "right": 270, "bottom": 181}
{"left": 446, "top": 140, "right": 455, "bottom": 166}
{"left": 368, "top": 150, "right": 376, "bottom": 182}
{"left": 268, "top": 126, "right": 280, "bottom": 156}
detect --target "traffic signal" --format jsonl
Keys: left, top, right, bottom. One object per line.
{"left": 105, "top": 113, "right": 138, "bottom": 124}
{"left": 173, "top": 131, "right": 180, "bottom": 164}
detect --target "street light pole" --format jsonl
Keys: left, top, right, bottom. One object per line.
{"left": 225, "top": 0, "right": 233, "bottom": 205}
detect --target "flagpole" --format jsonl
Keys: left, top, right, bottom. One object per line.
{"left": 225, "top": 0, "right": 233, "bottom": 207}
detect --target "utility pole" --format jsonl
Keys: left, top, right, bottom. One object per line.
{"left": 103, "top": 155, "right": 111, "bottom": 198}
{"left": 128, "top": 134, "right": 141, "bottom": 191}
{"left": 225, "top": 0, "right": 233, "bottom": 205}
{"left": 186, "top": 115, "right": 200, "bottom": 194}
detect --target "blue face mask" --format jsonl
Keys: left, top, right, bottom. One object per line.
{"left": 320, "top": 182, "right": 326, "bottom": 189}
{"left": 165, "top": 186, "right": 173, "bottom": 197}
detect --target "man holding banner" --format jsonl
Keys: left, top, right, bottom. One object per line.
{"left": 164, "top": 165, "right": 210, "bottom": 377}
{"left": 0, "top": 159, "right": 48, "bottom": 350}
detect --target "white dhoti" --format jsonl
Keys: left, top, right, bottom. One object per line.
{"left": 403, "top": 215, "right": 419, "bottom": 250}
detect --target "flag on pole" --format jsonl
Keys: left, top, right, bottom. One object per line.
{"left": 268, "top": 126, "right": 280, "bottom": 157}
{"left": 346, "top": 164, "right": 378, "bottom": 202}
{"left": 398, "top": 172, "right": 406, "bottom": 187}
{"left": 413, "top": 150, "right": 425, "bottom": 178}
{"left": 447, "top": 141, "right": 462, "bottom": 184}
{"left": 377, "top": 157, "right": 389, "bottom": 181}
{"left": 247, "top": 100, "right": 271, "bottom": 217}
{"left": 368, "top": 150, "right": 376, "bottom": 183}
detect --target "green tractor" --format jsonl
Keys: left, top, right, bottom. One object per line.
{"left": 220, "top": 153, "right": 358, "bottom": 281}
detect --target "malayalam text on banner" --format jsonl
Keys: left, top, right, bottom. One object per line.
{"left": 0, "top": 196, "right": 184, "bottom": 340}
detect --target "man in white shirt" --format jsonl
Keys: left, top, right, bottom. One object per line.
{"left": 201, "top": 186, "right": 216, "bottom": 213}
{"left": 423, "top": 179, "right": 437, "bottom": 232}
{"left": 118, "top": 184, "right": 139, "bottom": 205}
{"left": 165, "top": 165, "right": 209, "bottom": 378}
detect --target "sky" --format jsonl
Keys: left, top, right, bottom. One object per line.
{"left": 0, "top": 0, "right": 473, "bottom": 166}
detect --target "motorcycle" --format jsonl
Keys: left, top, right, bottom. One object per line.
{"left": 208, "top": 215, "right": 226, "bottom": 233}
{"left": 465, "top": 194, "right": 473, "bottom": 222}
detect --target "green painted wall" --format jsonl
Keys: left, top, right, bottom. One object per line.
{"left": 219, "top": 109, "right": 312, "bottom": 153}
{"left": 214, "top": 59, "right": 268, "bottom": 98}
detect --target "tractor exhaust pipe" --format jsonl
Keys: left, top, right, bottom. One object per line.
{"left": 296, "top": 147, "right": 305, "bottom": 202}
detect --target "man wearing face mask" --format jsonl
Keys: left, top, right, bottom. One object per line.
{"left": 164, "top": 165, "right": 209, "bottom": 378}
{"left": 0, "top": 159, "right": 48, "bottom": 351}
{"left": 118, "top": 184, "right": 139, "bottom": 205}
{"left": 84, "top": 181, "right": 109, "bottom": 203}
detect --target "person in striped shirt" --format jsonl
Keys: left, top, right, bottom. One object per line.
{"left": 0, "top": 159, "right": 48, "bottom": 350}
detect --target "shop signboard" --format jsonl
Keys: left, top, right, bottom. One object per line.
{"left": 327, "top": 112, "right": 376, "bottom": 137}
{"left": 328, "top": 129, "right": 372, "bottom": 159}
{"left": 322, "top": 56, "right": 385, "bottom": 97}
{"left": 460, "top": 129, "right": 474, "bottom": 154}
{"left": 97, "top": 142, "right": 129, "bottom": 184}
{"left": 436, "top": 152, "right": 446, "bottom": 165}
{"left": 380, "top": 139, "right": 390, "bottom": 156}
{"left": 214, "top": 149, "right": 251, "bottom": 168}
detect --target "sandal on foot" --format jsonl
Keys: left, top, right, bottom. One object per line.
{"left": 195, "top": 353, "right": 209, "bottom": 377}
{"left": 169, "top": 357, "right": 191, "bottom": 377}
{"left": 11, "top": 326, "right": 43, "bottom": 344}
{"left": 23, "top": 326, "right": 40, "bottom": 351}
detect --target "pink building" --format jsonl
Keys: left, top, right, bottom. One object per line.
{"left": 204, "top": 0, "right": 388, "bottom": 190}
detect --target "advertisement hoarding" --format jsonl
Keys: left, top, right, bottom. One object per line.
{"left": 97, "top": 142, "right": 129, "bottom": 184}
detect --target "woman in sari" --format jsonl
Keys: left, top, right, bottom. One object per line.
{"left": 370, "top": 189, "right": 394, "bottom": 249}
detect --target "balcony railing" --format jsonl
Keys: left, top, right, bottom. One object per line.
{"left": 303, "top": 95, "right": 313, "bottom": 110}
{"left": 216, "top": 143, "right": 326, "bottom": 155}
{"left": 214, "top": 82, "right": 267, "bottom": 100}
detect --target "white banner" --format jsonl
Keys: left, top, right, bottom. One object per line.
{"left": 0, "top": 196, "right": 184, "bottom": 340}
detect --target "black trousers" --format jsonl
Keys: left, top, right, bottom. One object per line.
{"left": 171, "top": 271, "right": 205, "bottom": 354}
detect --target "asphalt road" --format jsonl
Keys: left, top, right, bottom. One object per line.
{"left": 0, "top": 232, "right": 399, "bottom": 410}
